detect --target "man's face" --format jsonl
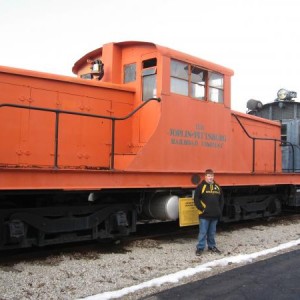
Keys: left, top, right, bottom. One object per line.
{"left": 205, "top": 173, "right": 214, "bottom": 184}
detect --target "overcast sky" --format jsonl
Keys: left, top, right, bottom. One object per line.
{"left": 0, "top": 0, "right": 299, "bottom": 112}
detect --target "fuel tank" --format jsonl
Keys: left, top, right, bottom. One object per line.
{"left": 143, "top": 195, "right": 179, "bottom": 221}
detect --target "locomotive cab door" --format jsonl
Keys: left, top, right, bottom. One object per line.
{"left": 139, "top": 55, "right": 161, "bottom": 143}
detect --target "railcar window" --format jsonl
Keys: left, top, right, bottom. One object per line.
{"left": 170, "top": 59, "right": 224, "bottom": 103}
{"left": 171, "top": 60, "right": 188, "bottom": 96}
{"left": 143, "top": 58, "right": 157, "bottom": 68}
{"left": 124, "top": 63, "right": 136, "bottom": 83}
{"left": 191, "top": 66, "right": 206, "bottom": 99}
{"left": 142, "top": 58, "right": 157, "bottom": 101}
{"left": 142, "top": 66, "right": 157, "bottom": 101}
{"left": 281, "top": 124, "right": 287, "bottom": 141}
{"left": 208, "top": 72, "right": 224, "bottom": 103}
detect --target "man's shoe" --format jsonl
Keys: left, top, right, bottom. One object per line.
{"left": 208, "top": 246, "right": 221, "bottom": 254}
{"left": 195, "top": 249, "right": 204, "bottom": 256}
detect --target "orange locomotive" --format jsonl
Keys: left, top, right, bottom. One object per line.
{"left": 0, "top": 41, "right": 299, "bottom": 249}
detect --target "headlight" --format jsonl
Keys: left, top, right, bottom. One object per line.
{"left": 277, "top": 88, "right": 297, "bottom": 101}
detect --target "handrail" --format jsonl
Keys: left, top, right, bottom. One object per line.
{"left": 232, "top": 113, "right": 295, "bottom": 173}
{"left": 0, "top": 97, "right": 161, "bottom": 170}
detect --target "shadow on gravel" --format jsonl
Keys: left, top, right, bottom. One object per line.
{"left": 0, "top": 239, "right": 133, "bottom": 268}
{"left": 1, "top": 214, "right": 299, "bottom": 269}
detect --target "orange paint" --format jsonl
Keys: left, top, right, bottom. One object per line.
{"left": 0, "top": 41, "right": 297, "bottom": 190}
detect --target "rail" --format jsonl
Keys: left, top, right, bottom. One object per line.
{"left": 0, "top": 97, "right": 161, "bottom": 170}
{"left": 232, "top": 113, "right": 295, "bottom": 173}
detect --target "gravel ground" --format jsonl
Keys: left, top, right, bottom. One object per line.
{"left": 0, "top": 216, "right": 300, "bottom": 300}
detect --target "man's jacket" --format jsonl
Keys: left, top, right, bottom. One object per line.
{"left": 194, "top": 180, "right": 224, "bottom": 219}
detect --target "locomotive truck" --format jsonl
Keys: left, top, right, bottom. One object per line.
{"left": 0, "top": 41, "right": 299, "bottom": 250}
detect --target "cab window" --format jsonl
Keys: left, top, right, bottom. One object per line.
{"left": 209, "top": 72, "right": 224, "bottom": 103}
{"left": 170, "top": 59, "right": 224, "bottom": 103}
{"left": 191, "top": 66, "right": 206, "bottom": 99}
{"left": 142, "top": 58, "right": 157, "bottom": 101}
{"left": 124, "top": 63, "right": 136, "bottom": 83}
{"left": 170, "top": 60, "right": 188, "bottom": 96}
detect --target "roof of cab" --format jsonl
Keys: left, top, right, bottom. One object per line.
{"left": 72, "top": 41, "right": 234, "bottom": 76}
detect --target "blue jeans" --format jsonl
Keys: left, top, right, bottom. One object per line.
{"left": 197, "top": 218, "right": 218, "bottom": 250}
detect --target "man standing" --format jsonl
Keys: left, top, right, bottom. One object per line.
{"left": 194, "top": 169, "right": 224, "bottom": 256}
